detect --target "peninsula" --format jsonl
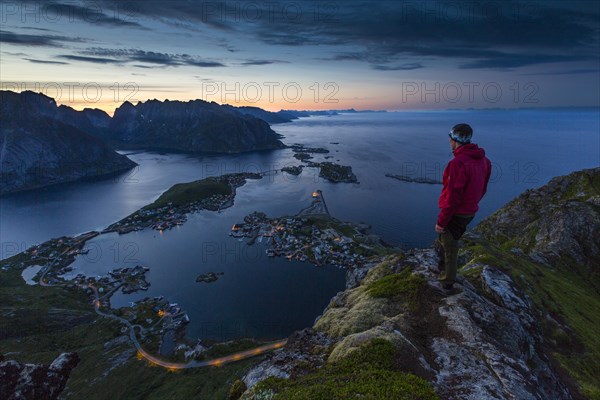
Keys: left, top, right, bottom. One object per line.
{"left": 105, "top": 172, "right": 262, "bottom": 234}
{"left": 230, "top": 191, "right": 390, "bottom": 268}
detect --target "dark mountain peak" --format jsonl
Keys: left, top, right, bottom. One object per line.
{"left": 0, "top": 91, "right": 137, "bottom": 195}
{"left": 1, "top": 90, "right": 59, "bottom": 119}
{"left": 110, "top": 97, "right": 284, "bottom": 153}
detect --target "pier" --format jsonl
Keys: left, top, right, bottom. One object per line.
{"left": 297, "top": 190, "right": 330, "bottom": 217}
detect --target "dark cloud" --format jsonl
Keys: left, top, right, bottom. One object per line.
{"left": 239, "top": 59, "right": 288, "bottom": 66}
{"left": 92, "top": 0, "right": 598, "bottom": 70}
{"left": 0, "top": 30, "right": 86, "bottom": 47}
{"left": 5, "top": 0, "right": 599, "bottom": 70}
{"left": 520, "top": 68, "right": 600, "bottom": 76}
{"left": 6, "top": 1, "right": 146, "bottom": 29}
{"left": 59, "top": 55, "right": 122, "bottom": 64}
{"left": 47, "top": 2, "right": 146, "bottom": 28}
{"left": 70, "top": 48, "right": 225, "bottom": 67}
{"left": 8, "top": 26, "right": 61, "bottom": 33}
{"left": 24, "top": 58, "right": 69, "bottom": 65}
{"left": 458, "top": 54, "right": 592, "bottom": 69}
{"left": 2, "top": 51, "right": 28, "bottom": 57}
{"left": 373, "top": 63, "right": 424, "bottom": 71}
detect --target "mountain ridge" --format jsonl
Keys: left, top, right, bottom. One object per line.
{"left": 239, "top": 167, "right": 600, "bottom": 400}
{"left": 109, "top": 98, "right": 284, "bottom": 153}
{"left": 0, "top": 90, "right": 289, "bottom": 194}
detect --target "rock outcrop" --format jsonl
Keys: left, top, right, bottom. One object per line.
{"left": 476, "top": 167, "right": 600, "bottom": 269}
{"left": 0, "top": 90, "right": 137, "bottom": 195}
{"left": 0, "top": 352, "right": 80, "bottom": 400}
{"left": 240, "top": 167, "right": 600, "bottom": 399}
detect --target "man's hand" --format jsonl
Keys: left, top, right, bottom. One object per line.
{"left": 435, "top": 224, "right": 446, "bottom": 233}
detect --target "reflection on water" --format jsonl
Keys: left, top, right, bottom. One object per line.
{"left": 2, "top": 111, "right": 598, "bottom": 256}
{"left": 66, "top": 200, "right": 348, "bottom": 341}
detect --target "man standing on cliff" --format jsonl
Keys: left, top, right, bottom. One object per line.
{"left": 435, "top": 123, "right": 491, "bottom": 290}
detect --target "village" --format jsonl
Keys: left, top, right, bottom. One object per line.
{"left": 3, "top": 229, "right": 189, "bottom": 358}
{"left": 230, "top": 191, "right": 389, "bottom": 269}
{"left": 3, "top": 232, "right": 98, "bottom": 279}
{"left": 104, "top": 193, "right": 230, "bottom": 235}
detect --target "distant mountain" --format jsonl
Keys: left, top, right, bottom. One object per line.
{"left": 0, "top": 90, "right": 137, "bottom": 195}
{"left": 280, "top": 108, "right": 388, "bottom": 117}
{"left": 0, "top": 90, "right": 112, "bottom": 136}
{"left": 224, "top": 105, "right": 301, "bottom": 124}
{"left": 110, "top": 99, "right": 285, "bottom": 153}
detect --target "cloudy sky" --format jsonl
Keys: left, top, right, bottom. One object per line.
{"left": 1, "top": 0, "right": 599, "bottom": 113}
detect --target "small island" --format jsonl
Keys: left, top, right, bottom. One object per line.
{"left": 196, "top": 272, "right": 224, "bottom": 283}
{"left": 281, "top": 165, "right": 304, "bottom": 175}
{"left": 308, "top": 161, "right": 358, "bottom": 183}
{"left": 290, "top": 144, "right": 330, "bottom": 154}
{"left": 385, "top": 173, "right": 442, "bottom": 184}
{"left": 293, "top": 152, "right": 313, "bottom": 161}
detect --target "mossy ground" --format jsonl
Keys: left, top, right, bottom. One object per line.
{"left": 314, "top": 258, "right": 437, "bottom": 346}
{"left": 254, "top": 339, "right": 439, "bottom": 399}
{"left": 461, "top": 237, "right": 600, "bottom": 399}
{"left": 366, "top": 266, "right": 426, "bottom": 310}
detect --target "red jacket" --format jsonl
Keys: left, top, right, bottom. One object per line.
{"left": 437, "top": 143, "right": 491, "bottom": 227}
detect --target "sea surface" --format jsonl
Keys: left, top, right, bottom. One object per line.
{"left": 2, "top": 110, "right": 598, "bottom": 340}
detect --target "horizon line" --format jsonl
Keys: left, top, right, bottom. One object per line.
{"left": 3, "top": 89, "right": 599, "bottom": 117}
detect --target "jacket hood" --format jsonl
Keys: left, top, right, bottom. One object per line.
{"left": 454, "top": 143, "right": 486, "bottom": 159}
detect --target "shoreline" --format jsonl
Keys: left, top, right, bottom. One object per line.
{"left": 3, "top": 172, "right": 374, "bottom": 369}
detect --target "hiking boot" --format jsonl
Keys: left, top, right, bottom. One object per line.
{"left": 429, "top": 281, "right": 451, "bottom": 295}
{"left": 429, "top": 280, "right": 460, "bottom": 296}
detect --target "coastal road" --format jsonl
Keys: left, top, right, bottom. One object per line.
{"left": 89, "top": 285, "right": 287, "bottom": 370}
{"left": 37, "top": 246, "right": 287, "bottom": 371}
{"left": 38, "top": 247, "right": 72, "bottom": 287}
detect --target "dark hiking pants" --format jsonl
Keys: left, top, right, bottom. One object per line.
{"left": 435, "top": 214, "right": 474, "bottom": 285}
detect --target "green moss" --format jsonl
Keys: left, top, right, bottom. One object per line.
{"left": 462, "top": 239, "right": 600, "bottom": 398}
{"left": 228, "top": 379, "right": 247, "bottom": 400}
{"left": 559, "top": 169, "right": 600, "bottom": 201}
{"left": 366, "top": 268, "right": 426, "bottom": 309}
{"left": 255, "top": 339, "right": 438, "bottom": 400}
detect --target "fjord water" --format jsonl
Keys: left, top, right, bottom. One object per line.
{"left": 2, "top": 110, "right": 598, "bottom": 340}
{"left": 2, "top": 110, "right": 598, "bottom": 250}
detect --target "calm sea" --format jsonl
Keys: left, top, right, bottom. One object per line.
{"left": 2, "top": 110, "right": 598, "bottom": 340}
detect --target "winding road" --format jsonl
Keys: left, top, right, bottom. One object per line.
{"left": 37, "top": 245, "right": 287, "bottom": 370}
{"left": 89, "top": 284, "right": 287, "bottom": 369}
